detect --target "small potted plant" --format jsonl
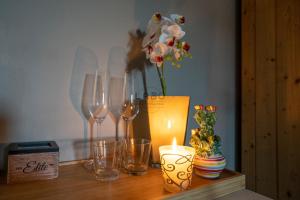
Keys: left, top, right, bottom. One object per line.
{"left": 189, "top": 105, "right": 226, "bottom": 179}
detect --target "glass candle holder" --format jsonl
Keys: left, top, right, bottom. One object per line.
{"left": 159, "top": 145, "right": 195, "bottom": 193}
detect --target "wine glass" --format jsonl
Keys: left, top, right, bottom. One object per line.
{"left": 82, "top": 69, "right": 109, "bottom": 169}
{"left": 121, "top": 70, "right": 140, "bottom": 139}
{"left": 108, "top": 75, "right": 124, "bottom": 140}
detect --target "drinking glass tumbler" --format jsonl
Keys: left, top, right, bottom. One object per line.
{"left": 123, "top": 138, "right": 151, "bottom": 175}
{"left": 93, "top": 139, "right": 120, "bottom": 181}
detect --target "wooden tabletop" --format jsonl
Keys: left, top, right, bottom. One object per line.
{"left": 0, "top": 163, "right": 245, "bottom": 200}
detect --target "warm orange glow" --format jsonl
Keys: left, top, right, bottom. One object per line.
{"left": 167, "top": 119, "right": 172, "bottom": 129}
{"left": 147, "top": 96, "right": 190, "bottom": 163}
{"left": 172, "top": 137, "right": 177, "bottom": 151}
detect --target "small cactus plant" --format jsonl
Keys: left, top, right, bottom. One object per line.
{"left": 190, "top": 105, "right": 222, "bottom": 158}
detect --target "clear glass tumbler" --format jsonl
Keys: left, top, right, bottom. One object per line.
{"left": 123, "top": 138, "right": 151, "bottom": 175}
{"left": 93, "top": 139, "right": 120, "bottom": 181}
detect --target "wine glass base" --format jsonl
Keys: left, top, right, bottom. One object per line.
{"left": 83, "top": 159, "right": 94, "bottom": 171}
{"left": 122, "top": 164, "right": 148, "bottom": 176}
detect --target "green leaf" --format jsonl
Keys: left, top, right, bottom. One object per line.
{"left": 191, "top": 105, "right": 223, "bottom": 157}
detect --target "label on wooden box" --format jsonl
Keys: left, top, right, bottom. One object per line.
{"left": 7, "top": 141, "right": 59, "bottom": 184}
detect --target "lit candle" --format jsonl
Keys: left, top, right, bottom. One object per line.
{"left": 159, "top": 138, "right": 195, "bottom": 193}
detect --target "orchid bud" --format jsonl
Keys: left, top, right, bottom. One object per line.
{"left": 152, "top": 12, "right": 162, "bottom": 22}
{"left": 170, "top": 14, "right": 185, "bottom": 25}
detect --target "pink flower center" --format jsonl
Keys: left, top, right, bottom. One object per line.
{"left": 147, "top": 46, "right": 153, "bottom": 54}
{"left": 150, "top": 33, "right": 156, "bottom": 39}
{"left": 179, "top": 16, "right": 185, "bottom": 24}
{"left": 167, "top": 37, "right": 175, "bottom": 46}
{"left": 183, "top": 43, "right": 190, "bottom": 51}
{"left": 155, "top": 56, "right": 163, "bottom": 62}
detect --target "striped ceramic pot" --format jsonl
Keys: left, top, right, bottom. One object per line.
{"left": 193, "top": 154, "right": 226, "bottom": 179}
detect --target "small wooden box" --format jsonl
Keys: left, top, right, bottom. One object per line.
{"left": 7, "top": 141, "right": 59, "bottom": 184}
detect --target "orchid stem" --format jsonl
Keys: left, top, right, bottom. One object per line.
{"left": 156, "top": 64, "right": 167, "bottom": 96}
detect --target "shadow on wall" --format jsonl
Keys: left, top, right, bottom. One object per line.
{"left": 0, "top": 106, "right": 11, "bottom": 170}
{"left": 126, "top": 29, "right": 151, "bottom": 98}
{"left": 72, "top": 129, "right": 93, "bottom": 161}
{"left": 69, "top": 46, "right": 101, "bottom": 159}
{"left": 107, "top": 46, "right": 127, "bottom": 139}
{"left": 125, "top": 29, "right": 152, "bottom": 140}
{"left": 0, "top": 143, "right": 9, "bottom": 172}
{"left": 69, "top": 45, "right": 130, "bottom": 160}
{"left": 0, "top": 115, "right": 9, "bottom": 143}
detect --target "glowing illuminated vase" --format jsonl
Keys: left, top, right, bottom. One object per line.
{"left": 148, "top": 96, "right": 190, "bottom": 164}
{"left": 159, "top": 142, "right": 195, "bottom": 193}
{"left": 193, "top": 154, "right": 226, "bottom": 179}
{"left": 129, "top": 96, "right": 190, "bottom": 165}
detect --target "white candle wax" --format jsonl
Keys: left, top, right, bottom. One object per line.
{"left": 159, "top": 144, "right": 195, "bottom": 193}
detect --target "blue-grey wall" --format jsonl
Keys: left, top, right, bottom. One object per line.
{"left": 0, "top": 0, "right": 237, "bottom": 169}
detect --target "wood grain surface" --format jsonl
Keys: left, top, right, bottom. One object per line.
{"left": 242, "top": 0, "right": 300, "bottom": 199}
{"left": 241, "top": 0, "right": 257, "bottom": 191}
{"left": 255, "top": 0, "right": 277, "bottom": 198}
{"left": 0, "top": 164, "right": 244, "bottom": 200}
{"left": 276, "top": 0, "right": 300, "bottom": 199}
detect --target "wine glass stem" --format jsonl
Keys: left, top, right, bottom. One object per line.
{"left": 96, "top": 120, "right": 102, "bottom": 139}
{"left": 124, "top": 120, "right": 129, "bottom": 139}
{"left": 115, "top": 118, "right": 119, "bottom": 141}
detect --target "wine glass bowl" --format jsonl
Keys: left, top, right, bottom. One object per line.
{"left": 121, "top": 97, "right": 139, "bottom": 121}
{"left": 121, "top": 71, "right": 140, "bottom": 139}
{"left": 81, "top": 69, "right": 109, "bottom": 171}
{"left": 88, "top": 102, "right": 108, "bottom": 124}
{"left": 108, "top": 77, "right": 124, "bottom": 118}
{"left": 82, "top": 72, "right": 109, "bottom": 127}
{"left": 108, "top": 76, "right": 124, "bottom": 140}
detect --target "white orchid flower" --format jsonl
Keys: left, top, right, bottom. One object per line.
{"left": 153, "top": 42, "right": 169, "bottom": 56}
{"left": 173, "top": 48, "right": 181, "bottom": 60}
{"left": 150, "top": 52, "right": 163, "bottom": 67}
{"left": 159, "top": 32, "right": 169, "bottom": 43}
{"left": 142, "top": 14, "right": 173, "bottom": 49}
{"left": 149, "top": 42, "right": 170, "bottom": 66}
{"left": 162, "top": 24, "right": 185, "bottom": 40}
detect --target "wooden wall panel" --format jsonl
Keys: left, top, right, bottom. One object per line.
{"left": 242, "top": 0, "right": 300, "bottom": 199}
{"left": 255, "top": 0, "right": 277, "bottom": 198}
{"left": 241, "top": 0, "right": 256, "bottom": 191}
{"left": 277, "top": 0, "right": 300, "bottom": 199}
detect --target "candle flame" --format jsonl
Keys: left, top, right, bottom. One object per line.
{"left": 167, "top": 120, "right": 172, "bottom": 129}
{"left": 172, "top": 137, "right": 177, "bottom": 150}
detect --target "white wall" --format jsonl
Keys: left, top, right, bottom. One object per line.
{"left": 0, "top": 0, "right": 237, "bottom": 169}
